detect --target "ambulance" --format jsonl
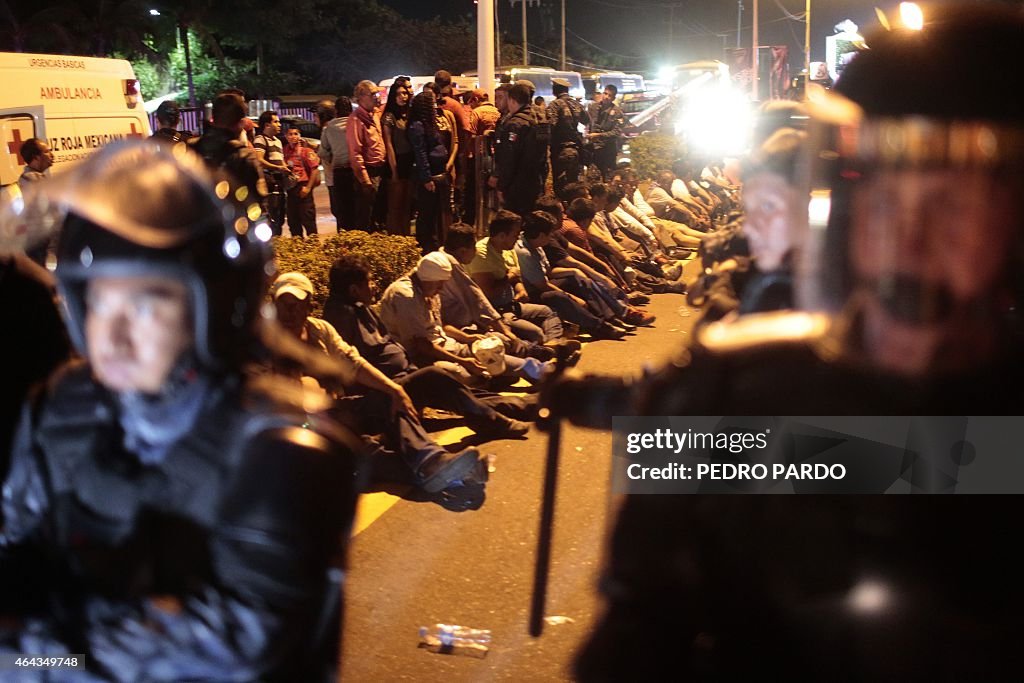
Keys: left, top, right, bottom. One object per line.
{"left": 0, "top": 52, "right": 150, "bottom": 188}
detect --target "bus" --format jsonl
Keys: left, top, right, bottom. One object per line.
{"left": 583, "top": 71, "right": 646, "bottom": 99}
{"left": 462, "top": 67, "right": 585, "bottom": 102}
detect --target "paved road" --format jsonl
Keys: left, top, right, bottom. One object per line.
{"left": 340, "top": 278, "right": 702, "bottom": 681}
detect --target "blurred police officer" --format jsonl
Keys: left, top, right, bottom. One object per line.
{"left": 548, "top": 4, "right": 1024, "bottom": 679}
{"left": 0, "top": 142, "right": 359, "bottom": 681}
{"left": 588, "top": 84, "right": 625, "bottom": 180}
{"left": 547, "top": 77, "right": 590, "bottom": 198}
{"left": 150, "top": 100, "right": 193, "bottom": 144}
{"left": 489, "top": 82, "right": 544, "bottom": 217}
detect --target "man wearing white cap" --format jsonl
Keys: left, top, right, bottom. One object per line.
{"left": 380, "top": 252, "right": 551, "bottom": 385}
{"left": 271, "top": 271, "right": 486, "bottom": 496}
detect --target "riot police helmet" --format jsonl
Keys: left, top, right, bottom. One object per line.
{"left": 814, "top": 2, "right": 1024, "bottom": 376}
{"left": 52, "top": 140, "right": 272, "bottom": 371}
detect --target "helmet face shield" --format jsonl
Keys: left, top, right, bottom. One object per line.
{"left": 801, "top": 43, "right": 1024, "bottom": 376}
{"left": 807, "top": 112, "right": 1024, "bottom": 375}
{"left": 847, "top": 164, "right": 1021, "bottom": 375}
{"left": 850, "top": 167, "right": 1016, "bottom": 322}
{"left": 40, "top": 141, "right": 272, "bottom": 371}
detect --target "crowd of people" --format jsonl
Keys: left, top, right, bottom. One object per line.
{"left": 142, "top": 69, "right": 665, "bottom": 254}
{"left": 3, "top": 2, "right": 1023, "bottom": 678}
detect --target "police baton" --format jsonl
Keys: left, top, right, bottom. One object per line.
{"left": 528, "top": 343, "right": 573, "bottom": 637}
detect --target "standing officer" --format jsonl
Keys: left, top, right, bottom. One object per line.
{"left": 488, "top": 82, "right": 544, "bottom": 217}
{"left": 545, "top": 4, "right": 1024, "bottom": 679}
{"left": 547, "top": 77, "right": 590, "bottom": 198}
{"left": 588, "top": 84, "right": 625, "bottom": 180}
{"left": 0, "top": 142, "right": 359, "bottom": 681}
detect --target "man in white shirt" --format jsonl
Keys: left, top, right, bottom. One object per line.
{"left": 318, "top": 97, "right": 356, "bottom": 230}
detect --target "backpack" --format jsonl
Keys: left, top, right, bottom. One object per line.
{"left": 527, "top": 105, "right": 551, "bottom": 178}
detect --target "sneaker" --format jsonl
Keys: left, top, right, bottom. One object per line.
{"left": 432, "top": 483, "right": 486, "bottom": 512}
{"left": 500, "top": 419, "right": 532, "bottom": 438}
{"left": 611, "top": 317, "right": 638, "bottom": 332}
{"left": 543, "top": 338, "right": 583, "bottom": 358}
{"left": 592, "top": 321, "right": 627, "bottom": 340}
{"left": 560, "top": 322, "right": 581, "bottom": 340}
{"left": 626, "top": 292, "right": 651, "bottom": 305}
{"left": 623, "top": 308, "right": 657, "bottom": 326}
{"left": 667, "top": 246, "right": 698, "bottom": 259}
{"left": 417, "top": 448, "right": 486, "bottom": 494}
{"left": 662, "top": 263, "right": 683, "bottom": 281}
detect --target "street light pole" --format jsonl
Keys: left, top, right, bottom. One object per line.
{"left": 805, "top": 0, "right": 811, "bottom": 80}
{"left": 522, "top": 0, "right": 528, "bottom": 66}
{"left": 737, "top": 0, "right": 743, "bottom": 48}
{"left": 478, "top": 0, "right": 495, "bottom": 102}
{"left": 561, "top": 0, "right": 566, "bottom": 70}
{"left": 752, "top": 0, "right": 759, "bottom": 100}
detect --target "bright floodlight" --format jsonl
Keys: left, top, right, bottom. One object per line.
{"left": 657, "top": 65, "right": 674, "bottom": 83}
{"left": 900, "top": 3, "right": 923, "bottom": 30}
{"left": 848, "top": 578, "right": 893, "bottom": 614}
{"left": 675, "top": 84, "right": 752, "bottom": 157}
{"left": 149, "top": 9, "right": 161, "bottom": 16}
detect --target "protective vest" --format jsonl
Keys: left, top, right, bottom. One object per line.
{"left": 11, "top": 361, "right": 361, "bottom": 681}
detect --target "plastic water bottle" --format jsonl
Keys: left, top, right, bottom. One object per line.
{"left": 418, "top": 623, "right": 492, "bottom": 658}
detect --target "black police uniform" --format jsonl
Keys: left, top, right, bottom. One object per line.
{"left": 0, "top": 142, "right": 360, "bottom": 682}
{"left": 188, "top": 126, "right": 266, "bottom": 203}
{"left": 1, "top": 362, "right": 359, "bottom": 682}
{"left": 589, "top": 100, "right": 625, "bottom": 179}
{"left": 569, "top": 312, "right": 1024, "bottom": 680}
{"left": 547, "top": 93, "right": 590, "bottom": 197}
{"left": 493, "top": 108, "right": 543, "bottom": 217}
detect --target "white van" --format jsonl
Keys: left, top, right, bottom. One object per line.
{"left": 462, "top": 67, "right": 585, "bottom": 103}
{"left": 0, "top": 52, "right": 150, "bottom": 187}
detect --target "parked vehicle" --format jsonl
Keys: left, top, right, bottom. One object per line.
{"left": 1, "top": 51, "right": 150, "bottom": 187}
{"left": 582, "top": 71, "right": 646, "bottom": 99}
{"left": 462, "top": 67, "right": 585, "bottom": 103}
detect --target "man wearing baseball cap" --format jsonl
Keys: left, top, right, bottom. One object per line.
{"left": 271, "top": 270, "right": 487, "bottom": 496}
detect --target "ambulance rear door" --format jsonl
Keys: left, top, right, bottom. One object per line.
{"left": 0, "top": 106, "right": 46, "bottom": 188}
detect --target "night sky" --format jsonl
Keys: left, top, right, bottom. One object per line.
{"left": 382, "top": 0, "right": 894, "bottom": 71}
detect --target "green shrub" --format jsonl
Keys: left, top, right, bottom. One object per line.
{"left": 272, "top": 231, "right": 421, "bottom": 316}
{"left": 628, "top": 133, "right": 686, "bottom": 180}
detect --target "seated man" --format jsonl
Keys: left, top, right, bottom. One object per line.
{"left": 442, "top": 222, "right": 580, "bottom": 361}
{"left": 533, "top": 197, "right": 655, "bottom": 327}
{"left": 514, "top": 212, "right": 630, "bottom": 340}
{"left": 540, "top": 195, "right": 629, "bottom": 288}
{"left": 592, "top": 184, "right": 686, "bottom": 281}
{"left": 669, "top": 161, "right": 718, "bottom": 217}
{"left": 643, "top": 171, "right": 708, "bottom": 231}
{"left": 468, "top": 210, "right": 566, "bottom": 343}
{"left": 271, "top": 271, "right": 489, "bottom": 491}
{"left": 1, "top": 143, "right": 351, "bottom": 680}
{"left": 380, "top": 252, "right": 552, "bottom": 386}
{"left": 320, "top": 256, "right": 534, "bottom": 433}
{"left": 611, "top": 169, "right": 704, "bottom": 251}
{"left": 580, "top": 193, "right": 687, "bottom": 293}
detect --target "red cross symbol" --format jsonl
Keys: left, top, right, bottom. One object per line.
{"left": 7, "top": 128, "right": 26, "bottom": 165}
{"left": 127, "top": 122, "right": 144, "bottom": 139}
